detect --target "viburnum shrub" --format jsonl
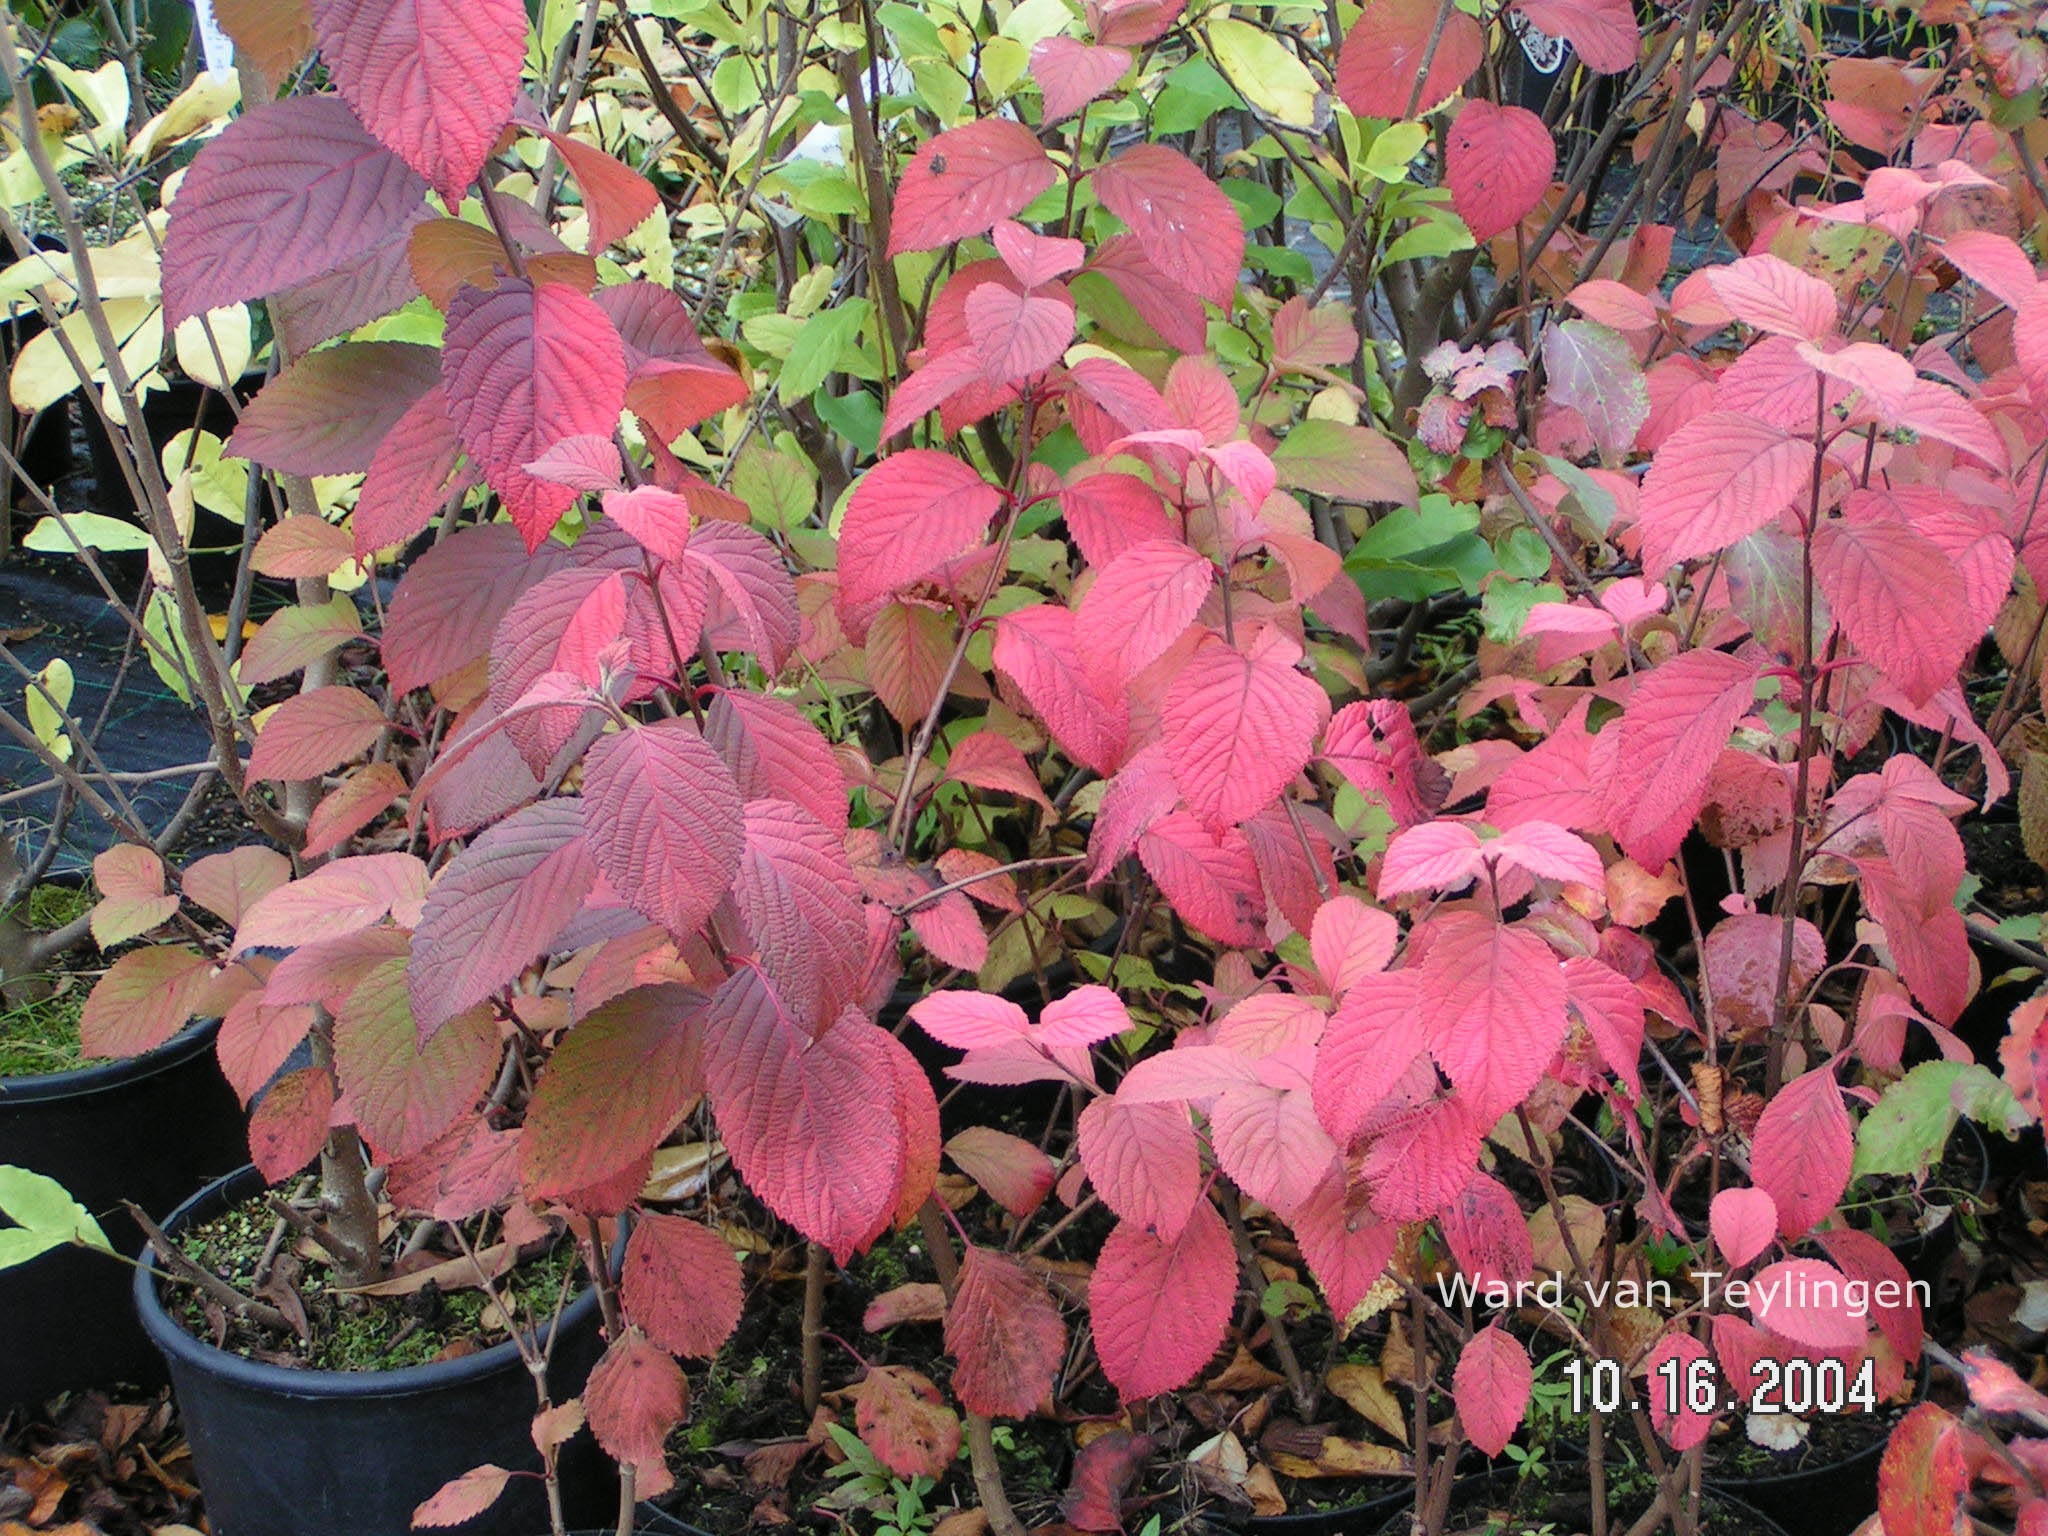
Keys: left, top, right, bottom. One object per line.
{"left": 28, "top": 0, "right": 2048, "bottom": 1529}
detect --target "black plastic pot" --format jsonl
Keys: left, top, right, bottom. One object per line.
{"left": 135, "top": 1165, "right": 617, "bottom": 1536}
{"left": 1701, "top": 1427, "right": 1887, "bottom": 1536}
{"left": 0, "top": 1015, "right": 245, "bottom": 1409}
{"left": 1370, "top": 1465, "right": 1793, "bottom": 1535}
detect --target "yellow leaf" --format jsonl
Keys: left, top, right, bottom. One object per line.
{"left": 173, "top": 304, "right": 252, "bottom": 390}
{"left": 26, "top": 657, "right": 72, "bottom": 761}
{"left": 128, "top": 70, "right": 239, "bottom": 162}
{"left": 1207, "top": 17, "right": 1322, "bottom": 129}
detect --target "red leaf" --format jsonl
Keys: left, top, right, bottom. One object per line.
{"left": 1510, "top": 0, "right": 1637, "bottom": 71}
{"left": 230, "top": 341, "right": 442, "bottom": 475}
{"left": 1334, "top": 0, "right": 1484, "bottom": 116}
{"left": 356, "top": 386, "right": 469, "bottom": 556}
{"left": 838, "top": 450, "right": 1004, "bottom": 618}
{"left": 582, "top": 718, "right": 743, "bottom": 937}
{"left": 854, "top": 1365, "right": 961, "bottom": 1480}
{"left": 704, "top": 691, "right": 848, "bottom": 833}
{"left": 1090, "top": 1205, "right": 1236, "bottom": 1400}
{"left": 332, "top": 959, "right": 497, "bottom": 1163}
{"left": 408, "top": 800, "right": 597, "bottom": 1035}
{"left": 239, "top": 598, "right": 368, "bottom": 687}
{"left": 599, "top": 486, "right": 694, "bottom": 563}
{"left": 1417, "top": 914, "right": 1567, "bottom": 1125}
{"left": 1077, "top": 1096, "right": 1202, "bottom": 1238}
{"left": 78, "top": 946, "right": 212, "bottom": 1057}
{"left": 1644, "top": 1331, "right": 1717, "bottom": 1449}
{"left": 1320, "top": 699, "right": 1448, "bottom": 827}
{"left": 1162, "top": 632, "right": 1328, "bottom": 830}
{"left": 1453, "top": 1324, "right": 1531, "bottom": 1456}
{"left": 1541, "top": 318, "right": 1648, "bottom": 459}
{"left": 585, "top": 1329, "right": 686, "bottom": 1494}
{"left": 888, "top": 120, "right": 1058, "bottom": 256}
{"left": 1083, "top": 236, "right": 1210, "bottom": 353}
{"left": 1029, "top": 37, "right": 1130, "bottom": 122}
{"left": 441, "top": 278, "right": 627, "bottom": 548}
{"left": 703, "top": 972, "right": 904, "bottom": 1260}
{"left": 520, "top": 984, "right": 706, "bottom": 1198}
{"left": 1599, "top": 648, "right": 1759, "bottom": 868}
{"left": 594, "top": 281, "right": 749, "bottom": 441}
{"left": 1857, "top": 854, "right": 1972, "bottom": 1025}
{"left": 1075, "top": 539, "right": 1214, "bottom": 685}
{"left": 1709, "top": 1187, "right": 1778, "bottom": 1268}
{"left": 966, "top": 280, "right": 1075, "bottom": 384}
{"left": 946, "top": 1246, "right": 1067, "bottom": 1419}
{"left": 1090, "top": 145, "right": 1243, "bottom": 309}
{"left": 1442, "top": 1173, "right": 1534, "bottom": 1287}
{"left": 731, "top": 798, "right": 868, "bottom": 1032}
{"left": 1310, "top": 894, "right": 1399, "bottom": 997}
{"left": 543, "top": 129, "right": 660, "bottom": 252}
{"left": 1062, "top": 1430, "right": 1154, "bottom": 1533}
{"left": 943, "top": 729, "right": 1051, "bottom": 811}
{"left": 412, "top": 1465, "right": 513, "bottom": 1529}
{"left": 992, "top": 604, "right": 1129, "bottom": 776}
{"left": 1877, "top": 1404, "right": 1970, "bottom": 1536}
{"left": 160, "top": 97, "right": 428, "bottom": 325}
{"left": 1636, "top": 411, "right": 1811, "bottom": 572}
{"left": 309, "top": 0, "right": 527, "bottom": 201}
{"left": 1362, "top": 1089, "right": 1484, "bottom": 1220}
{"left": 1942, "top": 230, "right": 2038, "bottom": 312}
{"left": 247, "top": 686, "right": 388, "bottom": 782}
{"left": 622, "top": 1213, "right": 744, "bottom": 1358}
{"left": 217, "top": 992, "right": 315, "bottom": 1105}
{"left": 1819, "top": 1227, "right": 1923, "bottom": 1365}
{"left": 385, "top": 525, "right": 564, "bottom": 694}
{"left": 248, "top": 1066, "right": 336, "bottom": 1183}
{"left": 1749, "top": 1258, "right": 1869, "bottom": 1350}
{"left": 685, "top": 521, "right": 800, "bottom": 671}
{"left": 252, "top": 514, "right": 355, "bottom": 579}
{"left": 1210, "top": 1068, "right": 1337, "bottom": 1214}
{"left": 1446, "top": 102, "right": 1554, "bottom": 244}
{"left": 1813, "top": 509, "right": 1973, "bottom": 706}
{"left": 993, "top": 219, "right": 1085, "bottom": 288}
{"left": 1749, "top": 1064, "right": 1853, "bottom": 1239}
{"left": 1291, "top": 1166, "right": 1397, "bottom": 1315}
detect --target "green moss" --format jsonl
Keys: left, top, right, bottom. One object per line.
{"left": 0, "top": 883, "right": 95, "bottom": 1078}
{"left": 170, "top": 1194, "right": 586, "bottom": 1372}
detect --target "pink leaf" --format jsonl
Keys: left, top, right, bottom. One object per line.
{"left": 1813, "top": 509, "right": 1973, "bottom": 706}
{"left": 1090, "top": 145, "right": 1243, "bottom": 308}
{"left": 585, "top": 1330, "right": 686, "bottom": 1494}
{"left": 1644, "top": 1331, "right": 1718, "bottom": 1449}
{"left": 1038, "top": 986, "right": 1133, "bottom": 1047}
{"left": 1310, "top": 894, "right": 1400, "bottom": 997}
{"left": 1446, "top": 101, "right": 1554, "bottom": 244}
{"left": 519, "top": 984, "right": 704, "bottom": 1199}
{"left": 838, "top": 451, "right": 1004, "bottom": 616}
{"left": 160, "top": 97, "right": 428, "bottom": 326}
{"left": 1749, "top": 1064, "right": 1852, "bottom": 1239}
{"left": 1313, "top": 971, "right": 1427, "bottom": 1144}
{"left": 1029, "top": 37, "right": 1131, "bottom": 122}
{"left": 685, "top": 522, "right": 799, "bottom": 672}
{"left": 232, "top": 852, "right": 427, "bottom": 953}
{"left": 1510, "top": 0, "right": 1637, "bottom": 70}
{"left": 704, "top": 973, "right": 904, "bottom": 1260}
{"left": 1442, "top": 1173, "right": 1534, "bottom": 1287}
{"left": 1487, "top": 820, "right": 1605, "bottom": 887}
{"left": 1540, "top": 318, "right": 1648, "bottom": 459}
{"left": 1210, "top": 1073, "right": 1338, "bottom": 1213}
{"left": 407, "top": 800, "right": 597, "bottom": 1036}
{"left": 888, "top": 119, "right": 1058, "bottom": 255}
{"left": 1090, "top": 1205, "right": 1236, "bottom": 1400}
{"left": 1292, "top": 1167, "right": 1397, "bottom": 1315}
{"left": 1940, "top": 231, "right": 2038, "bottom": 312}
{"left": 1320, "top": 699, "right": 1448, "bottom": 827}
{"left": 1335, "top": 0, "right": 1484, "bottom": 116}
{"left": 412, "top": 1465, "right": 513, "bottom": 1528}
{"left": 1710, "top": 1187, "right": 1779, "bottom": 1268}
{"left": 1636, "top": 411, "right": 1811, "bottom": 572}
{"left": 248, "top": 1066, "right": 336, "bottom": 1183}
{"left": 441, "top": 278, "right": 627, "bottom": 549}
{"left": 217, "top": 992, "right": 315, "bottom": 1106}
{"left": 1163, "top": 633, "right": 1328, "bottom": 830}
{"left": 992, "top": 219, "right": 1086, "bottom": 287}
{"left": 230, "top": 341, "right": 441, "bottom": 475}
{"left": 356, "top": 386, "right": 467, "bottom": 556}
{"left": 599, "top": 486, "right": 694, "bottom": 563}
{"left": 1454, "top": 1324, "right": 1532, "bottom": 1456}
{"left": 946, "top": 1126, "right": 1056, "bottom": 1218}
{"left": 946, "top": 1247, "right": 1067, "bottom": 1418}
{"left": 622, "top": 1213, "right": 744, "bottom": 1358}
{"left": 1749, "top": 1258, "right": 1868, "bottom": 1349}
{"left": 732, "top": 799, "right": 867, "bottom": 1032}
{"left": 1599, "top": 649, "right": 1759, "bottom": 868}
{"left": 1701, "top": 254, "right": 1839, "bottom": 341}
{"left": 704, "top": 691, "right": 848, "bottom": 833}
{"left": 908, "top": 991, "right": 1032, "bottom": 1051}
{"left": 943, "top": 730, "right": 1051, "bottom": 811}
{"left": 246, "top": 686, "right": 388, "bottom": 782}
{"left": 78, "top": 946, "right": 212, "bottom": 1058}
{"left": 239, "top": 599, "right": 368, "bottom": 687}
{"left": 523, "top": 433, "right": 622, "bottom": 491}
{"left": 1562, "top": 955, "right": 1644, "bottom": 1097}
{"left": 310, "top": 0, "right": 527, "bottom": 201}
{"left": 581, "top": 718, "right": 743, "bottom": 938}
{"left": 1138, "top": 811, "right": 1264, "bottom": 946}
{"left": 182, "top": 846, "right": 292, "bottom": 927}
{"left": 1078, "top": 1096, "right": 1202, "bottom": 1238}
{"left": 332, "top": 959, "right": 497, "bottom": 1163}
{"left": 1075, "top": 539, "right": 1214, "bottom": 685}
{"left": 854, "top": 1365, "right": 960, "bottom": 1480}
{"left": 992, "top": 605, "right": 1129, "bottom": 776}
{"left": 965, "top": 281, "right": 1074, "bottom": 384}
{"left": 1418, "top": 914, "right": 1568, "bottom": 1124}
{"left": 1379, "top": 821, "right": 1483, "bottom": 896}
{"left": 1083, "top": 237, "right": 1209, "bottom": 353}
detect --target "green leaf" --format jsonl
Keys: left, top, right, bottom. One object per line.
{"left": 1154, "top": 57, "right": 1242, "bottom": 135}
{"left": 1221, "top": 177, "right": 1282, "bottom": 228}
{"left": 1382, "top": 211, "right": 1475, "bottom": 264}
{"left": 0, "top": 1165, "right": 113, "bottom": 1268}
{"left": 1362, "top": 121, "right": 1429, "bottom": 183}
{"left": 778, "top": 299, "right": 870, "bottom": 403}
{"left": 732, "top": 436, "right": 817, "bottom": 532}
{"left": 25, "top": 511, "right": 153, "bottom": 556}
{"left": 26, "top": 657, "right": 72, "bottom": 761}
{"left": 814, "top": 388, "right": 882, "bottom": 458}
{"left": 1852, "top": 1061, "right": 2011, "bottom": 1178}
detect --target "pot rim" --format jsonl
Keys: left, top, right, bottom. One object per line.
{"left": 136, "top": 1163, "right": 602, "bottom": 1402}
{"left": 0, "top": 1015, "right": 221, "bottom": 1105}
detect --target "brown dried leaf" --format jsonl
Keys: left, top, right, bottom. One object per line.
{"left": 1324, "top": 1362, "right": 1408, "bottom": 1445}
{"left": 1265, "top": 1436, "right": 1408, "bottom": 1479}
